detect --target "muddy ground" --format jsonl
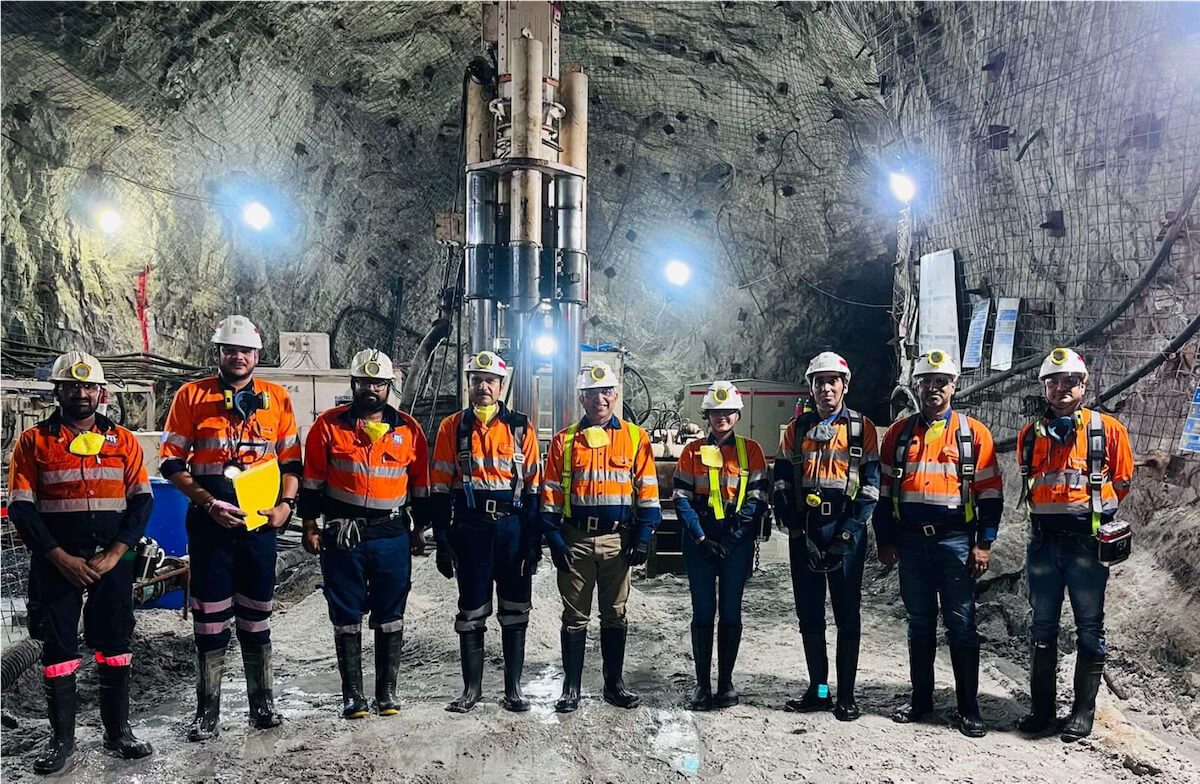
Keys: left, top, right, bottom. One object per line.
{"left": 3, "top": 515, "right": 1200, "bottom": 784}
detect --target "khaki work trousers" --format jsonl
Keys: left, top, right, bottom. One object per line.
{"left": 557, "top": 526, "right": 631, "bottom": 632}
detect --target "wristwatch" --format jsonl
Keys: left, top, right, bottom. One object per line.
{"left": 281, "top": 498, "right": 297, "bottom": 512}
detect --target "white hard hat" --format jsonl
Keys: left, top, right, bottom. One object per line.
{"left": 48, "top": 351, "right": 107, "bottom": 385}
{"left": 700, "top": 380, "right": 744, "bottom": 412}
{"left": 465, "top": 351, "right": 509, "bottom": 379}
{"left": 210, "top": 315, "right": 263, "bottom": 349}
{"left": 577, "top": 361, "right": 618, "bottom": 390}
{"left": 805, "top": 351, "right": 851, "bottom": 384}
{"left": 1038, "top": 347, "right": 1088, "bottom": 380}
{"left": 913, "top": 349, "right": 960, "bottom": 379}
{"left": 349, "top": 348, "right": 396, "bottom": 380}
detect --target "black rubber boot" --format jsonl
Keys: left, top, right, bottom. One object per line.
{"left": 32, "top": 673, "right": 76, "bottom": 775}
{"left": 374, "top": 629, "right": 404, "bottom": 716}
{"left": 447, "top": 629, "right": 485, "bottom": 713}
{"left": 785, "top": 631, "right": 831, "bottom": 712}
{"left": 833, "top": 632, "right": 861, "bottom": 721}
{"left": 600, "top": 627, "right": 640, "bottom": 709}
{"left": 1018, "top": 642, "right": 1058, "bottom": 735}
{"left": 335, "top": 633, "right": 369, "bottom": 719}
{"left": 950, "top": 646, "right": 987, "bottom": 737}
{"left": 1061, "top": 652, "right": 1105, "bottom": 742}
{"left": 187, "top": 648, "right": 225, "bottom": 742}
{"left": 500, "top": 626, "right": 531, "bottom": 713}
{"left": 893, "top": 637, "right": 936, "bottom": 723}
{"left": 690, "top": 624, "right": 714, "bottom": 711}
{"left": 555, "top": 628, "right": 586, "bottom": 713}
{"left": 242, "top": 643, "right": 283, "bottom": 729}
{"left": 714, "top": 624, "right": 742, "bottom": 709}
{"left": 98, "top": 664, "right": 153, "bottom": 759}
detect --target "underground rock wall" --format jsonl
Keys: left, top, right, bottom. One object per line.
{"left": 1, "top": 2, "right": 897, "bottom": 419}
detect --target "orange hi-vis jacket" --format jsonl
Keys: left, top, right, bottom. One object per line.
{"left": 7, "top": 412, "right": 153, "bottom": 555}
{"left": 429, "top": 405, "right": 541, "bottom": 526}
{"left": 874, "top": 410, "right": 1004, "bottom": 546}
{"left": 541, "top": 415, "right": 661, "bottom": 534}
{"left": 773, "top": 407, "right": 881, "bottom": 519}
{"left": 299, "top": 404, "right": 430, "bottom": 522}
{"left": 672, "top": 433, "right": 770, "bottom": 541}
{"left": 159, "top": 376, "right": 302, "bottom": 499}
{"left": 1017, "top": 407, "right": 1133, "bottom": 529}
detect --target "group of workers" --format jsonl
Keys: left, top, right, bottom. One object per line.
{"left": 8, "top": 312, "right": 1134, "bottom": 775}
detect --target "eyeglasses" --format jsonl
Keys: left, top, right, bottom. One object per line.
{"left": 60, "top": 382, "right": 101, "bottom": 393}
{"left": 356, "top": 379, "right": 390, "bottom": 391}
{"left": 1044, "top": 375, "right": 1085, "bottom": 389}
{"left": 917, "top": 376, "right": 954, "bottom": 389}
{"left": 810, "top": 376, "right": 844, "bottom": 389}
{"left": 581, "top": 388, "right": 617, "bottom": 400}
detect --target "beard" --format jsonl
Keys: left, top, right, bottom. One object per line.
{"left": 62, "top": 400, "right": 97, "bottom": 420}
{"left": 352, "top": 391, "right": 386, "bottom": 415}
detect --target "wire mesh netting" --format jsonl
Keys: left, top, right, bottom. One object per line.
{"left": 851, "top": 2, "right": 1200, "bottom": 454}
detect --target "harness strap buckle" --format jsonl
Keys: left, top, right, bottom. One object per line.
{"left": 922, "top": 524, "right": 937, "bottom": 536}
{"left": 1088, "top": 473, "right": 1104, "bottom": 485}
{"left": 586, "top": 516, "right": 599, "bottom": 533}
{"left": 484, "top": 499, "right": 498, "bottom": 515}
{"left": 892, "top": 467, "right": 905, "bottom": 479}
{"left": 848, "top": 446, "right": 864, "bottom": 458}
{"left": 820, "top": 501, "right": 832, "bottom": 517}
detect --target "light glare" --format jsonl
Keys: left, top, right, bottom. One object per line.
{"left": 97, "top": 208, "right": 122, "bottom": 234}
{"left": 534, "top": 335, "right": 557, "bottom": 356}
{"left": 889, "top": 172, "right": 917, "bottom": 204}
{"left": 242, "top": 201, "right": 272, "bottom": 231}
{"left": 664, "top": 260, "right": 692, "bottom": 286}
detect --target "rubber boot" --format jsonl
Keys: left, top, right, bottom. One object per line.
{"left": 689, "top": 624, "right": 714, "bottom": 711}
{"left": 374, "top": 629, "right": 403, "bottom": 716}
{"left": 785, "top": 631, "right": 831, "bottom": 712}
{"left": 500, "top": 626, "right": 531, "bottom": 713}
{"left": 1061, "top": 652, "right": 1105, "bottom": 742}
{"left": 187, "top": 648, "right": 225, "bottom": 742}
{"left": 555, "top": 628, "right": 586, "bottom": 713}
{"left": 242, "top": 643, "right": 283, "bottom": 729}
{"left": 949, "top": 646, "right": 987, "bottom": 737}
{"left": 1017, "top": 642, "right": 1058, "bottom": 735}
{"left": 893, "top": 637, "right": 936, "bottom": 723}
{"left": 714, "top": 624, "right": 742, "bottom": 709}
{"left": 447, "top": 629, "right": 485, "bottom": 713}
{"left": 334, "top": 633, "right": 369, "bottom": 719}
{"left": 600, "top": 627, "right": 640, "bottom": 709}
{"left": 833, "top": 631, "right": 861, "bottom": 721}
{"left": 98, "top": 664, "right": 153, "bottom": 758}
{"left": 32, "top": 673, "right": 76, "bottom": 775}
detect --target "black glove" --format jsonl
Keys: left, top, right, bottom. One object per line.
{"left": 698, "top": 537, "right": 728, "bottom": 565}
{"left": 625, "top": 539, "right": 650, "bottom": 567}
{"left": 550, "top": 546, "right": 573, "bottom": 574}
{"left": 524, "top": 533, "right": 543, "bottom": 575}
{"left": 434, "top": 530, "right": 455, "bottom": 579}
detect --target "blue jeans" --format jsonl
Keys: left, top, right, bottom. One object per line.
{"left": 897, "top": 530, "right": 978, "bottom": 648}
{"left": 787, "top": 521, "right": 866, "bottom": 635}
{"left": 682, "top": 535, "right": 754, "bottom": 627}
{"left": 1027, "top": 530, "right": 1109, "bottom": 656}
{"left": 448, "top": 515, "right": 533, "bottom": 632}
{"left": 319, "top": 530, "right": 411, "bottom": 634}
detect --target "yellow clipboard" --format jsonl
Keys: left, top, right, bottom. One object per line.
{"left": 232, "top": 458, "right": 281, "bottom": 531}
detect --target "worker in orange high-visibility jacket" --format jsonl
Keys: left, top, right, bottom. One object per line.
{"left": 541, "top": 360, "right": 661, "bottom": 713}
{"left": 159, "top": 315, "right": 302, "bottom": 741}
{"left": 673, "top": 381, "right": 770, "bottom": 712}
{"left": 875, "top": 350, "right": 1003, "bottom": 738}
{"left": 1016, "top": 348, "right": 1134, "bottom": 743}
{"left": 299, "top": 349, "right": 429, "bottom": 720}
{"left": 7, "top": 352, "right": 154, "bottom": 775}
{"left": 429, "top": 351, "right": 541, "bottom": 714}
{"left": 773, "top": 351, "right": 880, "bottom": 722}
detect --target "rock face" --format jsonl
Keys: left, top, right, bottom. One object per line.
{"left": 1, "top": 2, "right": 895, "bottom": 418}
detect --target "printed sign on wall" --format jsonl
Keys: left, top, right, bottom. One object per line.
{"left": 918, "top": 249, "right": 960, "bottom": 366}
{"left": 962, "top": 299, "right": 991, "bottom": 369}
{"left": 991, "top": 297, "right": 1021, "bottom": 371}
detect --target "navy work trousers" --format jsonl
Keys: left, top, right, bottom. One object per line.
{"left": 319, "top": 528, "right": 411, "bottom": 634}
{"left": 448, "top": 515, "right": 533, "bottom": 632}
{"left": 187, "top": 508, "right": 277, "bottom": 652}
{"left": 897, "top": 529, "right": 978, "bottom": 648}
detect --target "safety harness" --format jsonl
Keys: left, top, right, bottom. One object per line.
{"left": 1019, "top": 409, "right": 1106, "bottom": 534}
{"left": 789, "top": 409, "right": 865, "bottom": 517}
{"left": 890, "top": 412, "right": 976, "bottom": 523}
{"left": 704, "top": 436, "right": 749, "bottom": 521}
{"left": 561, "top": 420, "right": 640, "bottom": 519}
{"left": 455, "top": 408, "right": 529, "bottom": 512}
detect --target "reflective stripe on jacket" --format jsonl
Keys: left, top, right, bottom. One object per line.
{"left": 1017, "top": 408, "right": 1133, "bottom": 518}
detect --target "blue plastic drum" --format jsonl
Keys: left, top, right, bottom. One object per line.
{"left": 140, "top": 477, "right": 189, "bottom": 610}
